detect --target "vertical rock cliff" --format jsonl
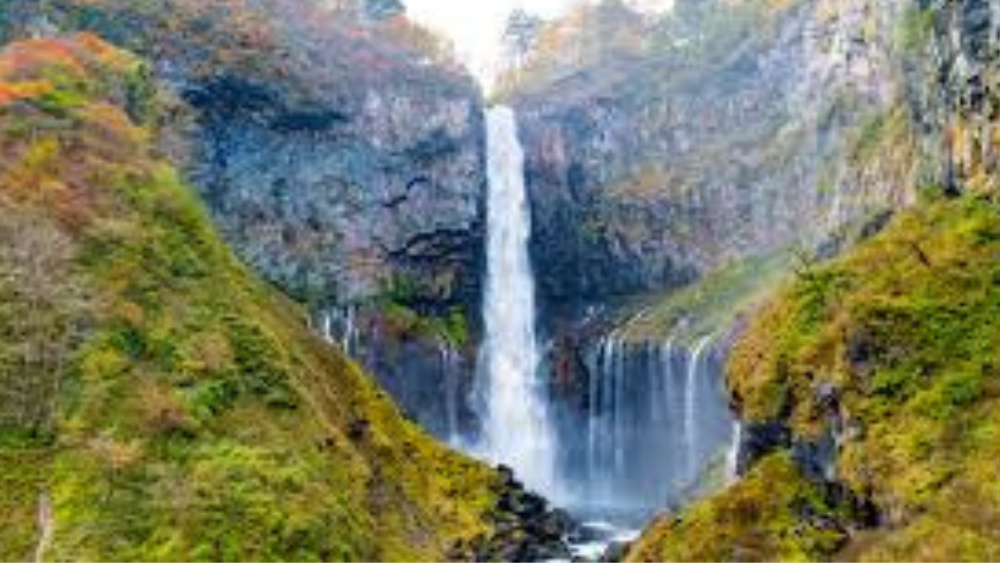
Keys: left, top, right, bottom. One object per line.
{"left": 508, "top": 0, "right": 915, "bottom": 309}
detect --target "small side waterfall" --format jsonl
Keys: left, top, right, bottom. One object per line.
{"left": 318, "top": 306, "right": 358, "bottom": 357}
{"left": 684, "top": 336, "right": 713, "bottom": 480}
{"left": 726, "top": 420, "right": 743, "bottom": 484}
{"left": 439, "top": 343, "right": 463, "bottom": 446}
{"left": 477, "top": 106, "right": 557, "bottom": 495}
{"left": 575, "top": 334, "right": 734, "bottom": 514}
{"left": 313, "top": 307, "right": 472, "bottom": 446}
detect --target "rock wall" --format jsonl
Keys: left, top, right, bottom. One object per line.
{"left": 0, "top": 0, "right": 489, "bottom": 440}
{"left": 913, "top": 0, "right": 1000, "bottom": 194}
{"left": 500, "top": 1, "right": 958, "bottom": 527}
{"left": 507, "top": 0, "right": 915, "bottom": 310}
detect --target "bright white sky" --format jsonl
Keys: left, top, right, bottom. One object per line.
{"left": 406, "top": 0, "right": 586, "bottom": 85}
{"left": 405, "top": 0, "right": 675, "bottom": 87}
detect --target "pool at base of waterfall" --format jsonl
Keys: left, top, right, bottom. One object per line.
{"left": 568, "top": 522, "right": 640, "bottom": 561}
{"left": 564, "top": 507, "right": 648, "bottom": 561}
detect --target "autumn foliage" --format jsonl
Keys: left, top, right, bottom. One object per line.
{"left": 0, "top": 35, "right": 154, "bottom": 228}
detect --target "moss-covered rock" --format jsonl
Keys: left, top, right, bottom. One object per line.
{"left": 627, "top": 453, "right": 872, "bottom": 562}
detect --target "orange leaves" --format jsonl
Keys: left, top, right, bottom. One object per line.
{"left": 0, "top": 39, "right": 86, "bottom": 82}
{"left": 0, "top": 135, "right": 99, "bottom": 232}
{"left": 0, "top": 34, "right": 131, "bottom": 89}
{"left": 0, "top": 81, "right": 53, "bottom": 107}
{"left": 75, "top": 32, "right": 133, "bottom": 69}
{"left": 0, "top": 84, "right": 14, "bottom": 106}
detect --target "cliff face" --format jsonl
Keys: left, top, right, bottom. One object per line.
{"left": 508, "top": 0, "right": 915, "bottom": 310}
{"left": 491, "top": 3, "right": 999, "bottom": 558}
{"left": 0, "top": 0, "right": 489, "bottom": 438}
{"left": 913, "top": 0, "right": 1000, "bottom": 194}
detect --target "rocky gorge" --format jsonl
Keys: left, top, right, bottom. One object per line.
{"left": 0, "top": 0, "right": 997, "bottom": 560}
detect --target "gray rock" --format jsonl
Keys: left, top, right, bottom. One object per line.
{"left": 509, "top": 0, "right": 911, "bottom": 310}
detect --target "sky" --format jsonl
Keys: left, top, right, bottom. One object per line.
{"left": 404, "top": 0, "right": 591, "bottom": 85}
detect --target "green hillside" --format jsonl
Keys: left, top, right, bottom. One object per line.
{"left": 629, "top": 192, "right": 999, "bottom": 561}
{"left": 0, "top": 35, "right": 500, "bottom": 562}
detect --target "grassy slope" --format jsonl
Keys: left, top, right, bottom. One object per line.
{"left": 0, "top": 36, "right": 498, "bottom": 562}
{"left": 628, "top": 193, "right": 999, "bottom": 561}
{"left": 617, "top": 251, "right": 793, "bottom": 345}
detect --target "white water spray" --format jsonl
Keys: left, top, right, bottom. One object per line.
{"left": 478, "top": 106, "right": 557, "bottom": 495}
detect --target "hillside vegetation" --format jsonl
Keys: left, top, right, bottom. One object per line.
{"left": 629, "top": 191, "right": 1000, "bottom": 561}
{"left": 0, "top": 35, "right": 501, "bottom": 561}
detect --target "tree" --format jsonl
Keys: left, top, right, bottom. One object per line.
{"left": 502, "top": 9, "right": 544, "bottom": 69}
{"left": 0, "top": 211, "right": 87, "bottom": 437}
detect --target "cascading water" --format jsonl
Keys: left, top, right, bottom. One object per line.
{"left": 308, "top": 106, "right": 741, "bottom": 561}
{"left": 439, "top": 343, "right": 463, "bottom": 446}
{"left": 726, "top": 420, "right": 743, "bottom": 484}
{"left": 477, "top": 106, "right": 558, "bottom": 495}
{"left": 318, "top": 306, "right": 358, "bottom": 357}
{"left": 684, "top": 336, "right": 713, "bottom": 481}
{"left": 574, "top": 334, "right": 734, "bottom": 515}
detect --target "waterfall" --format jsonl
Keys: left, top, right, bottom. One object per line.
{"left": 577, "top": 333, "right": 734, "bottom": 514}
{"left": 726, "top": 421, "right": 742, "bottom": 484}
{"left": 440, "top": 344, "right": 462, "bottom": 446}
{"left": 318, "top": 306, "right": 357, "bottom": 357}
{"left": 684, "top": 336, "right": 712, "bottom": 480}
{"left": 658, "top": 339, "right": 674, "bottom": 426}
{"left": 320, "top": 313, "right": 332, "bottom": 342}
{"left": 477, "top": 106, "right": 557, "bottom": 495}
{"left": 342, "top": 306, "right": 356, "bottom": 356}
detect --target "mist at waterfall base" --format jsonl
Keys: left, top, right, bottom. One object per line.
{"left": 558, "top": 336, "right": 736, "bottom": 519}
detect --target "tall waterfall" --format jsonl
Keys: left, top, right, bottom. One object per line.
{"left": 478, "top": 106, "right": 557, "bottom": 495}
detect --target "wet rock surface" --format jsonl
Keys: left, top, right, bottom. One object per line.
{"left": 733, "top": 421, "right": 792, "bottom": 477}
{"left": 453, "top": 466, "right": 573, "bottom": 562}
